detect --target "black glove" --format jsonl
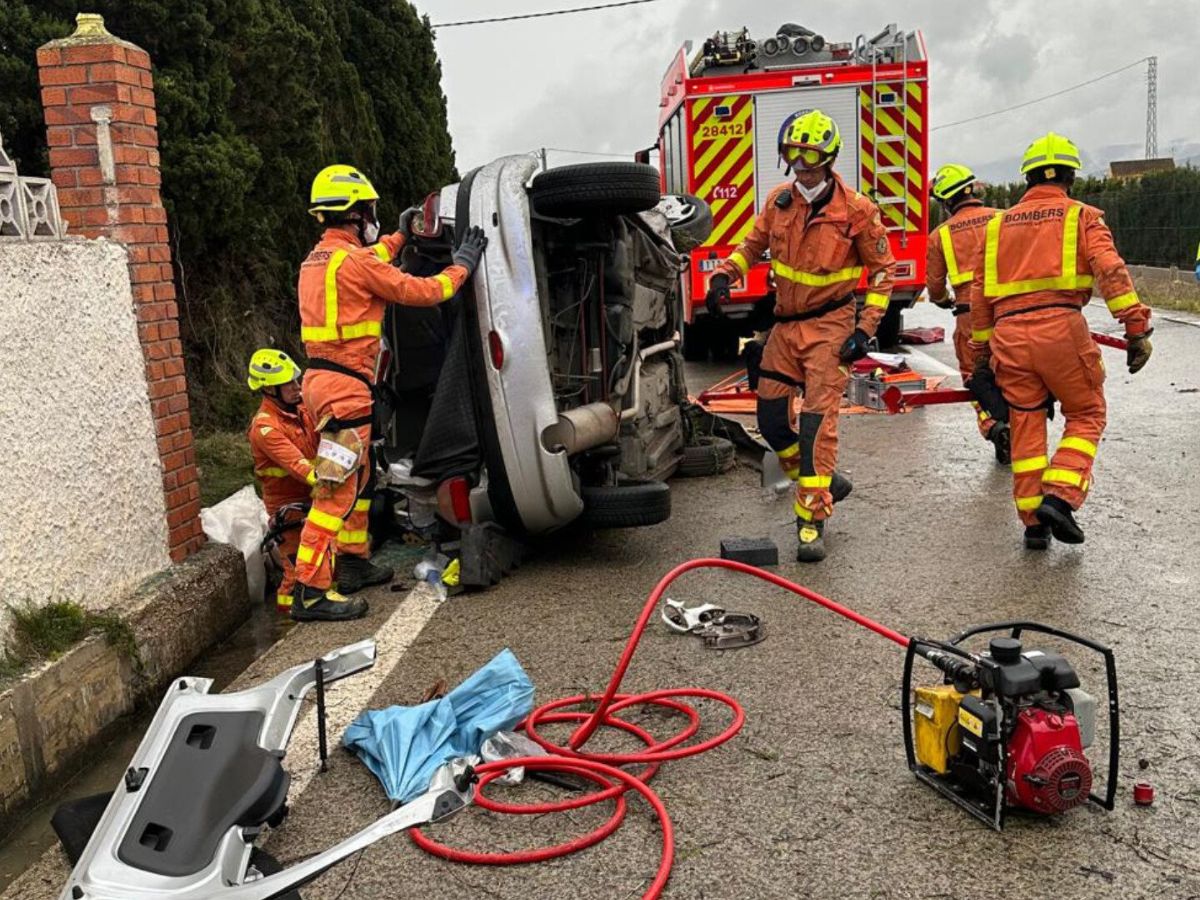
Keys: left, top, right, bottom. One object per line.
{"left": 838, "top": 328, "right": 871, "bottom": 363}
{"left": 1126, "top": 330, "right": 1153, "bottom": 374}
{"left": 705, "top": 274, "right": 731, "bottom": 317}
{"left": 965, "top": 365, "right": 1010, "bottom": 424}
{"left": 398, "top": 205, "right": 420, "bottom": 240}
{"left": 452, "top": 226, "right": 488, "bottom": 276}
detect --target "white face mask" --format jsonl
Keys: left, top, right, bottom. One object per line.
{"left": 794, "top": 178, "right": 829, "bottom": 204}
{"left": 362, "top": 220, "right": 381, "bottom": 245}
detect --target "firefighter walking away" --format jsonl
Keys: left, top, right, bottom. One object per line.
{"left": 969, "top": 132, "right": 1153, "bottom": 549}
{"left": 708, "top": 108, "right": 895, "bottom": 562}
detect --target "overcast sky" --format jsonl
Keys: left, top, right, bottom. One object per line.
{"left": 415, "top": 0, "right": 1198, "bottom": 178}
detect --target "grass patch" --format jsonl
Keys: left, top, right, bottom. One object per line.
{"left": 1143, "top": 292, "right": 1200, "bottom": 314}
{"left": 1, "top": 602, "right": 140, "bottom": 685}
{"left": 195, "top": 429, "right": 256, "bottom": 508}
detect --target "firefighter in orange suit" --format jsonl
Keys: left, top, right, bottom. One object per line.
{"left": 969, "top": 133, "right": 1153, "bottom": 549}
{"left": 925, "top": 163, "right": 1010, "bottom": 463}
{"left": 246, "top": 349, "right": 319, "bottom": 612}
{"left": 707, "top": 108, "right": 895, "bottom": 562}
{"left": 293, "top": 164, "right": 488, "bottom": 622}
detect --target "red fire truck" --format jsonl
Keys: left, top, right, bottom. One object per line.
{"left": 648, "top": 23, "right": 929, "bottom": 359}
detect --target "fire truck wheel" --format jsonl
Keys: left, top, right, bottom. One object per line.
{"left": 531, "top": 162, "right": 662, "bottom": 219}
{"left": 579, "top": 479, "right": 671, "bottom": 529}
{"left": 683, "top": 320, "right": 710, "bottom": 361}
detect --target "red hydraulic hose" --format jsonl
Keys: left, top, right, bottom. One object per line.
{"left": 411, "top": 558, "right": 910, "bottom": 899}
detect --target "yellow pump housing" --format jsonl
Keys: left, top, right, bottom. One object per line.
{"left": 913, "top": 684, "right": 966, "bottom": 774}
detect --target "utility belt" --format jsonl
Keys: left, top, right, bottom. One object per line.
{"left": 994, "top": 302, "right": 1083, "bottom": 323}
{"left": 774, "top": 292, "right": 854, "bottom": 324}
{"left": 307, "top": 358, "right": 376, "bottom": 431}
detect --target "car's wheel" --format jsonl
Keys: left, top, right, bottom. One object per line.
{"left": 579, "top": 479, "right": 671, "bottom": 528}
{"left": 531, "top": 162, "right": 662, "bottom": 219}
{"left": 248, "top": 849, "right": 303, "bottom": 899}
{"left": 676, "top": 436, "right": 735, "bottom": 478}
{"left": 658, "top": 193, "right": 713, "bottom": 251}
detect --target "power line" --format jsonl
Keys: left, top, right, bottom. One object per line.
{"left": 544, "top": 146, "right": 639, "bottom": 158}
{"left": 431, "top": 0, "right": 668, "bottom": 29}
{"left": 931, "top": 57, "right": 1152, "bottom": 132}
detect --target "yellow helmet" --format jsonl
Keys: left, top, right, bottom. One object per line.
{"left": 778, "top": 108, "right": 842, "bottom": 169}
{"left": 309, "top": 164, "right": 380, "bottom": 216}
{"left": 1021, "top": 132, "right": 1082, "bottom": 175}
{"left": 247, "top": 348, "right": 301, "bottom": 391}
{"left": 932, "top": 163, "right": 976, "bottom": 202}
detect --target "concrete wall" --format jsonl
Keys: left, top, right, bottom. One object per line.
{"left": 0, "top": 239, "right": 169, "bottom": 621}
{"left": 1128, "top": 264, "right": 1200, "bottom": 309}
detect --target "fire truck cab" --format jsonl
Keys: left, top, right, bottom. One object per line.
{"left": 649, "top": 23, "right": 929, "bottom": 359}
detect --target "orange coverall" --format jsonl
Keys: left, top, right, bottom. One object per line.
{"left": 925, "top": 199, "right": 999, "bottom": 439}
{"left": 294, "top": 228, "right": 469, "bottom": 591}
{"left": 715, "top": 173, "right": 895, "bottom": 522}
{"left": 248, "top": 398, "right": 319, "bottom": 610}
{"left": 969, "top": 183, "right": 1152, "bottom": 525}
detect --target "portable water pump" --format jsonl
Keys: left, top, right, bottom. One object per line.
{"left": 902, "top": 621, "right": 1119, "bottom": 830}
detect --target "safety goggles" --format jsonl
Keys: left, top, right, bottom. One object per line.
{"left": 782, "top": 145, "right": 830, "bottom": 170}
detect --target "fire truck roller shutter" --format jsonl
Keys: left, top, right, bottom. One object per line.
{"left": 753, "top": 86, "right": 861, "bottom": 212}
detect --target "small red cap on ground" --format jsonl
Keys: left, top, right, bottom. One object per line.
{"left": 1133, "top": 782, "right": 1154, "bottom": 806}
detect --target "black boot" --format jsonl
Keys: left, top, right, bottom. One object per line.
{"left": 336, "top": 555, "right": 394, "bottom": 594}
{"left": 1024, "top": 524, "right": 1051, "bottom": 550}
{"left": 1036, "top": 495, "right": 1084, "bottom": 544}
{"left": 290, "top": 584, "right": 369, "bottom": 622}
{"left": 796, "top": 519, "right": 827, "bottom": 563}
{"left": 830, "top": 472, "right": 853, "bottom": 504}
{"left": 987, "top": 422, "right": 1011, "bottom": 465}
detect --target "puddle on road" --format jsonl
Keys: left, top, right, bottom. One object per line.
{"left": 0, "top": 597, "right": 288, "bottom": 892}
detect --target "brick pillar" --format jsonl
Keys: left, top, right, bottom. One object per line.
{"left": 38, "top": 13, "right": 203, "bottom": 561}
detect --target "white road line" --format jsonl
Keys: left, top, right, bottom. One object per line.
{"left": 282, "top": 583, "right": 442, "bottom": 798}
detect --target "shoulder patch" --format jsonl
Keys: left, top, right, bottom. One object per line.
{"left": 774, "top": 190, "right": 793, "bottom": 209}
{"left": 876, "top": 236, "right": 888, "bottom": 255}
{"left": 260, "top": 426, "right": 273, "bottom": 436}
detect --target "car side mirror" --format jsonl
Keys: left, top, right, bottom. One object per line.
{"left": 634, "top": 148, "right": 652, "bottom": 165}
{"left": 412, "top": 191, "right": 443, "bottom": 239}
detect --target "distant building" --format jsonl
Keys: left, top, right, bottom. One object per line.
{"left": 1109, "top": 158, "right": 1176, "bottom": 180}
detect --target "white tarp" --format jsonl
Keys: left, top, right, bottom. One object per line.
{"left": 201, "top": 485, "right": 268, "bottom": 602}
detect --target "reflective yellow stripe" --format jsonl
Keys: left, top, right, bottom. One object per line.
{"left": 255, "top": 467, "right": 289, "bottom": 478}
{"left": 339, "top": 320, "right": 383, "bottom": 339}
{"left": 306, "top": 507, "right": 343, "bottom": 533}
{"left": 793, "top": 502, "right": 814, "bottom": 522}
{"left": 372, "top": 243, "right": 392, "bottom": 263}
{"left": 1105, "top": 291, "right": 1139, "bottom": 313}
{"left": 865, "top": 292, "right": 889, "bottom": 309}
{"left": 435, "top": 273, "right": 456, "bottom": 300}
{"left": 730, "top": 250, "right": 751, "bottom": 276}
{"left": 301, "top": 249, "right": 350, "bottom": 342}
{"left": 1011, "top": 455, "right": 1048, "bottom": 474}
{"left": 983, "top": 206, "right": 1094, "bottom": 298}
{"left": 1058, "top": 436, "right": 1097, "bottom": 458}
{"left": 305, "top": 469, "right": 317, "bottom": 486}
{"left": 1042, "top": 468, "right": 1084, "bottom": 487}
{"left": 353, "top": 499, "right": 372, "bottom": 512}
{"left": 972, "top": 327, "right": 994, "bottom": 342}
{"left": 797, "top": 474, "right": 833, "bottom": 489}
{"left": 1015, "top": 495, "right": 1043, "bottom": 511}
{"left": 276, "top": 594, "right": 294, "bottom": 608}
{"left": 297, "top": 544, "right": 323, "bottom": 565}
{"left": 777, "top": 442, "right": 800, "bottom": 460}
{"left": 337, "top": 529, "right": 369, "bottom": 545}
{"left": 771, "top": 259, "right": 864, "bottom": 287}
{"left": 939, "top": 226, "right": 973, "bottom": 286}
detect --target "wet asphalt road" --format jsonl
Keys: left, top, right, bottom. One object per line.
{"left": 11, "top": 304, "right": 1200, "bottom": 899}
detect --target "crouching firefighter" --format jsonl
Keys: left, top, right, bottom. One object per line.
{"left": 969, "top": 133, "right": 1153, "bottom": 549}
{"left": 707, "top": 108, "right": 895, "bottom": 562}
{"left": 926, "top": 163, "right": 1010, "bottom": 464}
{"left": 247, "top": 349, "right": 319, "bottom": 612}
{"left": 293, "top": 164, "right": 488, "bottom": 621}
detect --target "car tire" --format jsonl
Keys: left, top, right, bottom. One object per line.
{"left": 664, "top": 194, "right": 714, "bottom": 251}
{"left": 682, "top": 320, "right": 709, "bottom": 362}
{"left": 579, "top": 479, "right": 671, "bottom": 529}
{"left": 248, "top": 849, "right": 303, "bottom": 899}
{"left": 531, "top": 162, "right": 662, "bottom": 219}
{"left": 676, "top": 436, "right": 735, "bottom": 477}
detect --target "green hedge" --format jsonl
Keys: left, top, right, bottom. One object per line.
{"left": 1, "top": 1, "right": 457, "bottom": 429}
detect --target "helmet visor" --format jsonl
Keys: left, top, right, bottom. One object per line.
{"left": 783, "top": 146, "right": 829, "bottom": 170}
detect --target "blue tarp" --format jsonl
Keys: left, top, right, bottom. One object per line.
{"left": 343, "top": 648, "right": 535, "bottom": 803}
